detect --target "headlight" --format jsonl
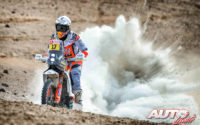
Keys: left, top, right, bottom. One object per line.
{"left": 50, "top": 58, "right": 55, "bottom": 62}
{"left": 51, "top": 54, "right": 55, "bottom": 57}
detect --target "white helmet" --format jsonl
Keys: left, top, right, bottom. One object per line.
{"left": 55, "top": 16, "right": 71, "bottom": 26}
{"left": 55, "top": 16, "right": 71, "bottom": 39}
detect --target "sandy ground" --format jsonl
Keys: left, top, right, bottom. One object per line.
{"left": 0, "top": 98, "right": 170, "bottom": 125}
{"left": 0, "top": 0, "right": 200, "bottom": 125}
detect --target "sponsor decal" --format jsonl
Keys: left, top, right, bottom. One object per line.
{"left": 146, "top": 109, "right": 196, "bottom": 125}
{"left": 49, "top": 40, "right": 60, "bottom": 44}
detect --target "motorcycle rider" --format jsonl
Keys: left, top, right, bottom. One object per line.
{"left": 49, "top": 16, "right": 88, "bottom": 106}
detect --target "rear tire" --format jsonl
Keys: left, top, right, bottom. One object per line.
{"left": 41, "top": 80, "right": 55, "bottom": 105}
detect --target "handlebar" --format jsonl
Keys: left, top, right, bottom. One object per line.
{"left": 35, "top": 54, "right": 86, "bottom": 63}
{"left": 66, "top": 53, "right": 86, "bottom": 61}
{"left": 66, "top": 57, "right": 85, "bottom": 62}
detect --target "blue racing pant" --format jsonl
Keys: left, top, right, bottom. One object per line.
{"left": 70, "top": 65, "right": 82, "bottom": 90}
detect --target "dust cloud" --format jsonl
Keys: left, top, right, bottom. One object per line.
{"left": 80, "top": 15, "right": 200, "bottom": 123}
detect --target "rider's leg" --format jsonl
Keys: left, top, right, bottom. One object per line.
{"left": 70, "top": 64, "right": 82, "bottom": 105}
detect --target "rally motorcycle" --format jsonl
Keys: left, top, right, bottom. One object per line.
{"left": 35, "top": 40, "right": 84, "bottom": 109}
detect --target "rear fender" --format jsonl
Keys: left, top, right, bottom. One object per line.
{"left": 43, "top": 69, "right": 59, "bottom": 87}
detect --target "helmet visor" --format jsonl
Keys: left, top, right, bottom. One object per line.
{"left": 56, "top": 24, "right": 69, "bottom": 32}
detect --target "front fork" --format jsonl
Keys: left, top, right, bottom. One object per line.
{"left": 54, "top": 73, "right": 64, "bottom": 103}
{"left": 54, "top": 72, "right": 75, "bottom": 108}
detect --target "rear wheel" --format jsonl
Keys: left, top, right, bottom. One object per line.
{"left": 41, "top": 80, "right": 55, "bottom": 105}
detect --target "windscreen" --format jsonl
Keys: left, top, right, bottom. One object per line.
{"left": 47, "top": 40, "right": 64, "bottom": 66}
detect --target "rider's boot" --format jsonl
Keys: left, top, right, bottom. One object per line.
{"left": 72, "top": 90, "right": 82, "bottom": 105}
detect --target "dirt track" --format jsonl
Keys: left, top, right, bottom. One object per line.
{"left": 0, "top": 99, "right": 170, "bottom": 125}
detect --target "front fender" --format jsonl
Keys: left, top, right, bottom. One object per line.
{"left": 43, "top": 69, "right": 59, "bottom": 87}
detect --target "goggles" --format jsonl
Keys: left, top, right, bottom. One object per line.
{"left": 56, "top": 24, "right": 69, "bottom": 32}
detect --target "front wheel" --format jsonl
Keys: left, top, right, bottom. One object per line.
{"left": 41, "top": 80, "right": 55, "bottom": 105}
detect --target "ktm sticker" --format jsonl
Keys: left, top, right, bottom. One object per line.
{"left": 49, "top": 40, "right": 60, "bottom": 44}
{"left": 49, "top": 40, "right": 60, "bottom": 51}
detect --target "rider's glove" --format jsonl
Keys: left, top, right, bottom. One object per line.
{"left": 82, "top": 51, "right": 88, "bottom": 58}
{"left": 42, "top": 53, "right": 49, "bottom": 63}
{"left": 43, "top": 53, "right": 49, "bottom": 58}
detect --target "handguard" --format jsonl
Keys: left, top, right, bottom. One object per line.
{"left": 66, "top": 53, "right": 86, "bottom": 62}
{"left": 35, "top": 54, "right": 48, "bottom": 62}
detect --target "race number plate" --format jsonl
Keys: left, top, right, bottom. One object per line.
{"left": 49, "top": 40, "right": 60, "bottom": 51}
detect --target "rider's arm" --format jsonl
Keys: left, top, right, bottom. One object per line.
{"left": 74, "top": 35, "right": 88, "bottom": 58}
